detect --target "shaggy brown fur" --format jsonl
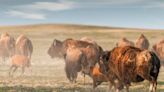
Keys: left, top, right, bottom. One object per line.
{"left": 80, "top": 46, "right": 100, "bottom": 73}
{"left": 65, "top": 46, "right": 86, "bottom": 83}
{"left": 0, "top": 33, "right": 15, "bottom": 62}
{"left": 116, "top": 37, "right": 134, "bottom": 47}
{"left": 135, "top": 34, "right": 149, "bottom": 50}
{"left": 15, "top": 35, "right": 33, "bottom": 60}
{"left": 99, "top": 46, "right": 160, "bottom": 92}
{"left": 9, "top": 55, "right": 31, "bottom": 76}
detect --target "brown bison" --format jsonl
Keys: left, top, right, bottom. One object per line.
{"left": 48, "top": 38, "right": 102, "bottom": 58}
{"left": 15, "top": 35, "right": 33, "bottom": 60}
{"left": 99, "top": 46, "right": 160, "bottom": 92}
{"left": 9, "top": 55, "right": 31, "bottom": 76}
{"left": 135, "top": 34, "right": 149, "bottom": 50}
{"left": 153, "top": 39, "right": 164, "bottom": 65}
{"left": 64, "top": 46, "right": 86, "bottom": 83}
{"left": 48, "top": 38, "right": 103, "bottom": 68}
{"left": 0, "top": 32, "right": 15, "bottom": 62}
{"left": 116, "top": 37, "right": 134, "bottom": 47}
{"left": 48, "top": 38, "right": 103, "bottom": 83}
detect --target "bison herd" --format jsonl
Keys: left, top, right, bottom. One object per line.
{"left": 0, "top": 33, "right": 33, "bottom": 76}
{"left": 0, "top": 32, "right": 163, "bottom": 92}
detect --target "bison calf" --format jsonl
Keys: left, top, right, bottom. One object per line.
{"left": 89, "top": 66, "right": 108, "bottom": 89}
{"left": 9, "top": 55, "right": 31, "bottom": 76}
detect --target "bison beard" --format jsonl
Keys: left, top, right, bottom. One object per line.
{"left": 100, "top": 46, "right": 160, "bottom": 92}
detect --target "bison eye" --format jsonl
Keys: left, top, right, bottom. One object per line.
{"left": 105, "top": 57, "right": 109, "bottom": 61}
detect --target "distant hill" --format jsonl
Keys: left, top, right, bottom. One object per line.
{"left": 0, "top": 24, "right": 163, "bottom": 32}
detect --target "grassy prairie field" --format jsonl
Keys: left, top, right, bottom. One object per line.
{"left": 0, "top": 24, "right": 163, "bottom": 92}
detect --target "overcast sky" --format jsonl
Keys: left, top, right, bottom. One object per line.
{"left": 0, "top": 0, "right": 164, "bottom": 29}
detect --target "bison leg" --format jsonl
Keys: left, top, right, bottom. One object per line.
{"left": 149, "top": 81, "right": 157, "bottom": 92}
{"left": 93, "top": 79, "right": 97, "bottom": 89}
{"left": 108, "top": 82, "right": 113, "bottom": 92}
{"left": 2, "top": 56, "right": 6, "bottom": 64}
{"left": 9, "top": 65, "right": 14, "bottom": 77}
{"left": 125, "top": 84, "right": 130, "bottom": 92}
{"left": 65, "top": 66, "right": 72, "bottom": 82}
{"left": 72, "top": 72, "right": 77, "bottom": 83}
{"left": 28, "top": 66, "right": 32, "bottom": 76}
{"left": 115, "top": 89, "right": 120, "bottom": 92}
{"left": 83, "top": 73, "right": 86, "bottom": 85}
{"left": 113, "top": 79, "right": 124, "bottom": 92}
{"left": 21, "top": 66, "right": 25, "bottom": 76}
{"left": 10, "top": 66, "right": 18, "bottom": 77}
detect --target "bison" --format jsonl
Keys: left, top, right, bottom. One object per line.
{"left": 0, "top": 32, "right": 15, "bottom": 62}
{"left": 116, "top": 37, "right": 134, "bottom": 47}
{"left": 48, "top": 38, "right": 102, "bottom": 58}
{"left": 47, "top": 38, "right": 103, "bottom": 70}
{"left": 47, "top": 38, "right": 103, "bottom": 83}
{"left": 89, "top": 65, "right": 108, "bottom": 89}
{"left": 153, "top": 39, "right": 164, "bottom": 66}
{"left": 15, "top": 35, "right": 33, "bottom": 60}
{"left": 135, "top": 34, "right": 149, "bottom": 50}
{"left": 9, "top": 55, "right": 31, "bottom": 76}
{"left": 99, "top": 46, "right": 160, "bottom": 92}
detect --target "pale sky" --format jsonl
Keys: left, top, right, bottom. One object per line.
{"left": 0, "top": 0, "right": 164, "bottom": 29}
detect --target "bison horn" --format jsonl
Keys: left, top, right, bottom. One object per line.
{"left": 53, "top": 40, "right": 57, "bottom": 46}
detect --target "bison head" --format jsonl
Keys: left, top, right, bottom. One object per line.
{"left": 98, "top": 50, "right": 111, "bottom": 74}
{"left": 136, "top": 50, "right": 152, "bottom": 66}
{"left": 136, "top": 50, "right": 161, "bottom": 81}
{"left": 47, "top": 39, "right": 63, "bottom": 58}
{"left": 136, "top": 50, "right": 155, "bottom": 77}
{"left": 152, "top": 44, "right": 157, "bottom": 53}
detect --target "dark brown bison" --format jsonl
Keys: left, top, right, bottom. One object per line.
{"left": 15, "top": 35, "right": 33, "bottom": 60}
{"left": 99, "top": 46, "right": 160, "bottom": 92}
{"left": 64, "top": 46, "right": 86, "bottom": 83}
{"left": 47, "top": 38, "right": 103, "bottom": 83}
{"left": 135, "top": 34, "right": 149, "bottom": 50}
{"left": 116, "top": 37, "right": 134, "bottom": 47}
{"left": 153, "top": 39, "right": 164, "bottom": 65}
{"left": 48, "top": 38, "right": 103, "bottom": 68}
{"left": 0, "top": 32, "right": 15, "bottom": 62}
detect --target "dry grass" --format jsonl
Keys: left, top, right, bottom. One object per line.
{"left": 0, "top": 24, "right": 163, "bottom": 92}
